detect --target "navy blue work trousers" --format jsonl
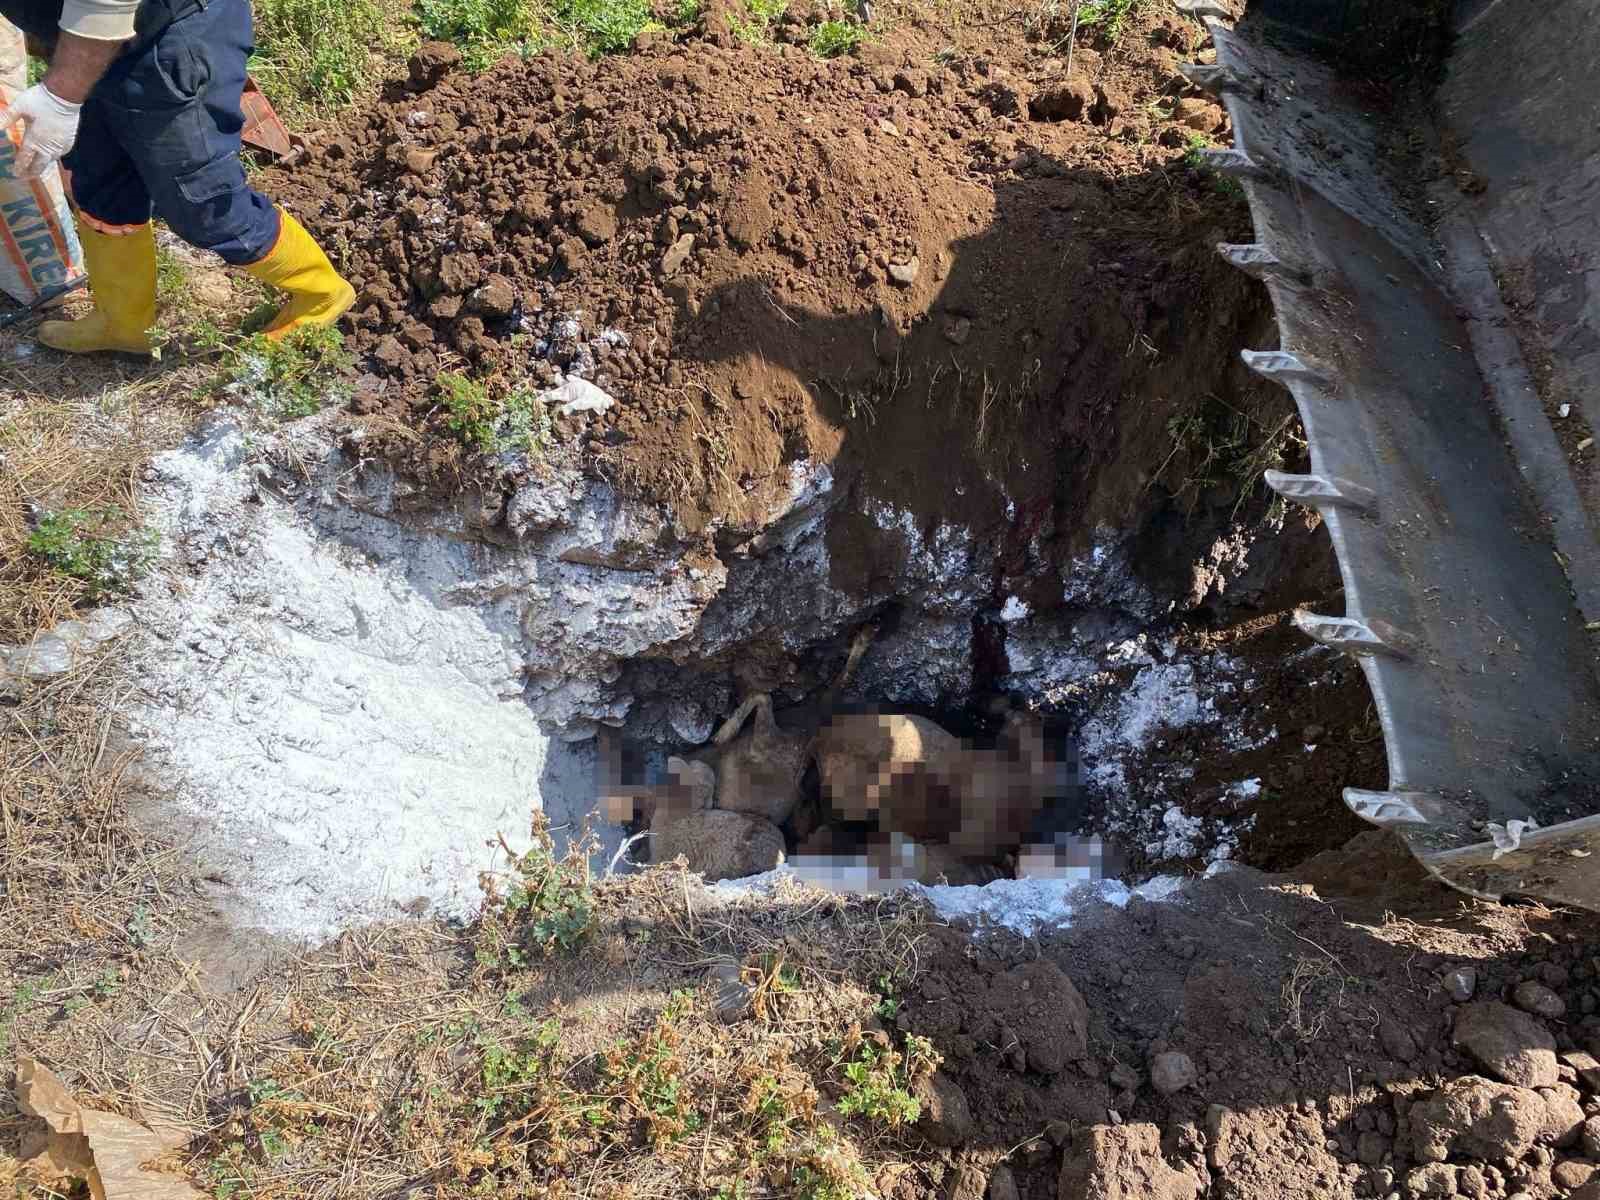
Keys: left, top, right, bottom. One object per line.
{"left": 65, "top": 0, "right": 279, "bottom": 263}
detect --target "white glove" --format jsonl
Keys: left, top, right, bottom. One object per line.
{"left": 0, "top": 83, "right": 82, "bottom": 178}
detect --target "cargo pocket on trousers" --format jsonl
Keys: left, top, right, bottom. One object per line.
{"left": 175, "top": 154, "right": 243, "bottom": 204}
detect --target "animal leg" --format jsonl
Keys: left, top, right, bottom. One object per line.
{"left": 712, "top": 692, "right": 771, "bottom": 746}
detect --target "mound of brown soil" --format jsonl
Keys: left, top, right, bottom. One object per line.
{"left": 268, "top": 7, "right": 1267, "bottom": 539}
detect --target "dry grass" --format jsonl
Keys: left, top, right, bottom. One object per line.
{"left": 0, "top": 396, "right": 150, "bottom": 641}
{"left": 181, "top": 855, "right": 934, "bottom": 1199}
{"left": 0, "top": 652, "right": 204, "bottom": 1196}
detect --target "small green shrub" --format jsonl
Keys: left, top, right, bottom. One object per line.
{"left": 730, "top": 0, "right": 787, "bottom": 43}
{"left": 476, "top": 1019, "right": 563, "bottom": 1119}
{"left": 672, "top": 0, "right": 700, "bottom": 23}
{"left": 551, "top": 0, "right": 655, "bottom": 55}
{"left": 416, "top": 0, "right": 546, "bottom": 67}
{"left": 1182, "top": 131, "right": 1246, "bottom": 200}
{"left": 602, "top": 995, "right": 703, "bottom": 1144}
{"left": 834, "top": 1034, "right": 940, "bottom": 1128}
{"left": 807, "top": 19, "right": 864, "bottom": 56}
{"left": 155, "top": 246, "right": 188, "bottom": 300}
{"left": 475, "top": 815, "right": 595, "bottom": 971}
{"left": 226, "top": 326, "right": 354, "bottom": 422}
{"left": 27, "top": 508, "right": 158, "bottom": 599}
{"left": 437, "top": 372, "right": 552, "bottom": 456}
{"left": 253, "top": 0, "right": 392, "bottom": 108}
{"left": 1075, "top": 0, "right": 1142, "bottom": 39}
{"left": 437, "top": 369, "right": 500, "bottom": 450}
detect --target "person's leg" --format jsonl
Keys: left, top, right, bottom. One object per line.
{"left": 36, "top": 96, "right": 158, "bottom": 354}
{"left": 102, "top": 0, "right": 352, "bottom": 337}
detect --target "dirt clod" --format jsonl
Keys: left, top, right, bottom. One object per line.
{"left": 1453, "top": 1001, "right": 1559, "bottom": 1087}
{"left": 1407, "top": 1076, "right": 1548, "bottom": 1163}
{"left": 985, "top": 960, "right": 1089, "bottom": 1075}
{"left": 1029, "top": 77, "right": 1094, "bottom": 123}
{"left": 408, "top": 40, "right": 461, "bottom": 91}
{"left": 1379, "top": 1015, "right": 1420, "bottom": 1062}
{"left": 1060, "top": 1122, "right": 1203, "bottom": 1200}
{"left": 912, "top": 1070, "right": 973, "bottom": 1147}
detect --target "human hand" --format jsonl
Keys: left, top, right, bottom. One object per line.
{"left": 0, "top": 83, "right": 82, "bottom": 177}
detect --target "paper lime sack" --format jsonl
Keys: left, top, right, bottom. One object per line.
{"left": 0, "top": 17, "right": 83, "bottom": 304}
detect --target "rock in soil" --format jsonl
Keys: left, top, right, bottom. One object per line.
{"left": 1513, "top": 979, "right": 1567, "bottom": 1019}
{"left": 1583, "top": 1114, "right": 1600, "bottom": 1158}
{"left": 1563, "top": 1049, "right": 1600, "bottom": 1092}
{"left": 1407, "top": 1076, "right": 1549, "bottom": 1163}
{"left": 706, "top": 958, "right": 753, "bottom": 1023}
{"left": 912, "top": 1071, "right": 973, "bottom": 1147}
{"left": 1445, "top": 966, "right": 1479, "bottom": 1003}
{"left": 1149, "top": 1051, "right": 1197, "bottom": 1095}
{"left": 1452, "top": 1001, "right": 1559, "bottom": 1087}
{"left": 1537, "top": 1084, "right": 1585, "bottom": 1147}
{"left": 1554, "top": 1161, "right": 1599, "bottom": 1191}
{"left": 945, "top": 1163, "right": 986, "bottom": 1200}
{"left": 987, "top": 1163, "right": 1020, "bottom": 1200}
{"left": 1059, "top": 1122, "right": 1202, "bottom": 1200}
{"left": 651, "top": 809, "right": 784, "bottom": 880}
{"left": 1407, "top": 1163, "right": 1458, "bottom": 1197}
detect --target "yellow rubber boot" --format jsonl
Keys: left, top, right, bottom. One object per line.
{"left": 38, "top": 222, "right": 156, "bottom": 356}
{"left": 244, "top": 210, "right": 355, "bottom": 340}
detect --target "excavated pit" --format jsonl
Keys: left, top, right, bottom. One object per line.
{"left": 77, "top": 4, "right": 1401, "bottom": 938}
{"left": 114, "top": 324, "right": 1370, "bottom": 941}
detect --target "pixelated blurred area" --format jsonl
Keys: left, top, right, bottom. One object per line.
{"left": 598, "top": 686, "right": 1108, "bottom": 889}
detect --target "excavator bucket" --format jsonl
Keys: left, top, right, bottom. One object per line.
{"left": 1191, "top": 0, "right": 1600, "bottom": 908}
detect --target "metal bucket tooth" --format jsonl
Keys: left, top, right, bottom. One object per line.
{"left": 1263, "top": 470, "right": 1376, "bottom": 515}
{"left": 1216, "top": 243, "right": 1309, "bottom": 287}
{"left": 1197, "top": 147, "right": 1268, "bottom": 181}
{"left": 1216, "top": 5, "right": 1600, "bottom": 909}
{"left": 1239, "top": 349, "right": 1330, "bottom": 389}
{"left": 1292, "top": 613, "right": 1414, "bottom": 660}
{"left": 1179, "top": 61, "right": 1249, "bottom": 95}
{"left": 1173, "top": 0, "right": 1234, "bottom": 22}
{"left": 1342, "top": 789, "right": 1451, "bottom": 828}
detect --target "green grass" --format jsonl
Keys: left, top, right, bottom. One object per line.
{"left": 834, "top": 1035, "right": 939, "bottom": 1128}
{"left": 1075, "top": 0, "right": 1142, "bottom": 39}
{"left": 552, "top": 0, "right": 657, "bottom": 54}
{"left": 436, "top": 371, "right": 552, "bottom": 457}
{"left": 252, "top": 0, "right": 396, "bottom": 110}
{"left": 224, "top": 326, "right": 354, "bottom": 422}
{"left": 437, "top": 370, "right": 499, "bottom": 451}
{"left": 672, "top": 0, "right": 701, "bottom": 23}
{"left": 730, "top": 0, "right": 788, "bottom": 43}
{"left": 1182, "top": 130, "right": 1246, "bottom": 200}
{"left": 27, "top": 508, "right": 158, "bottom": 600}
{"left": 415, "top": 0, "right": 548, "bottom": 67}
{"left": 473, "top": 815, "right": 595, "bottom": 971}
{"left": 807, "top": 19, "right": 864, "bottom": 56}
